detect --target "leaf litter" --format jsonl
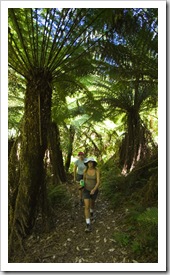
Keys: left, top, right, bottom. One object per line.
{"left": 10, "top": 182, "right": 135, "bottom": 263}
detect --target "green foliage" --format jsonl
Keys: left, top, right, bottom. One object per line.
{"left": 90, "top": 11, "right": 158, "bottom": 171}
{"left": 131, "top": 207, "right": 158, "bottom": 261}
{"left": 8, "top": 68, "right": 25, "bottom": 135}
{"left": 137, "top": 207, "right": 158, "bottom": 225}
{"left": 112, "top": 207, "right": 158, "bottom": 262}
{"left": 47, "top": 184, "right": 72, "bottom": 210}
{"left": 8, "top": 8, "right": 105, "bottom": 77}
{"left": 8, "top": 8, "right": 158, "bottom": 166}
{"left": 101, "top": 152, "right": 158, "bottom": 262}
{"left": 113, "top": 231, "right": 131, "bottom": 246}
{"left": 101, "top": 151, "right": 158, "bottom": 212}
{"left": 68, "top": 161, "right": 75, "bottom": 174}
{"left": 100, "top": 160, "right": 125, "bottom": 208}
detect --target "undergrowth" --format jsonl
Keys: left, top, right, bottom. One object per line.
{"left": 112, "top": 207, "right": 158, "bottom": 262}
{"left": 101, "top": 153, "right": 158, "bottom": 262}
{"left": 34, "top": 184, "right": 72, "bottom": 233}
{"left": 47, "top": 184, "right": 72, "bottom": 210}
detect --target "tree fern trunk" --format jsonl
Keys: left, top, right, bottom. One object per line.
{"left": 8, "top": 137, "right": 20, "bottom": 237}
{"left": 9, "top": 69, "right": 52, "bottom": 253}
{"left": 120, "top": 107, "right": 152, "bottom": 174}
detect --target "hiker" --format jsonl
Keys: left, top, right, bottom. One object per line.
{"left": 73, "top": 151, "right": 86, "bottom": 206}
{"left": 83, "top": 157, "right": 100, "bottom": 232}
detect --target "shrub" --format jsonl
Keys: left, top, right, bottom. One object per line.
{"left": 47, "top": 184, "right": 72, "bottom": 210}
{"left": 112, "top": 231, "right": 131, "bottom": 246}
{"left": 131, "top": 207, "right": 158, "bottom": 261}
{"left": 101, "top": 172, "right": 125, "bottom": 208}
{"left": 112, "top": 207, "right": 158, "bottom": 262}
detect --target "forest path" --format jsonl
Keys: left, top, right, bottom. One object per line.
{"left": 12, "top": 182, "right": 134, "bottom": 263}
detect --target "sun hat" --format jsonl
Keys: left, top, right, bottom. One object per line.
{"left": 84, "top": 157, "right": 97, "bottom": 166}
{"left": 78, "top": 151, "right": 84, "bottom": 156}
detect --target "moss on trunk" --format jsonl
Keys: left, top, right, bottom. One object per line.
{"left": 8, "top": 137, "right": 20, "bottom": 237}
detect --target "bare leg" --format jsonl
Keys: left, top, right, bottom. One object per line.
{"left": 84, "top": 198, "right": 92, "bottom": 232}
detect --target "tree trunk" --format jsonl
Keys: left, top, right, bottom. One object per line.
{"left": 9, "top": 69, "right": 52, "bottom": 251}
{"left": 8, "top": 137, "right": 20, "bottom": 236}
{"left": 119, "top": 107, "right": 152, "bottom": 174}
{"left": 65, "top": 125, "right": 75, "bottom": 172}
{"left": 8, "top": 138, "right": 15, "bottom": 158}
{"left": 49, "top": 122, "right": 67, "bottom": 183}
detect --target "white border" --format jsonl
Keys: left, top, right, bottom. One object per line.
{"left": 1, "top": 1, "right": 166, "bottom": 272}
{"left": 0, "top": 1, "right": 165, "bottom": 9}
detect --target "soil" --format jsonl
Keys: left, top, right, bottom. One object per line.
{"left": 10, "top": 182, "right": 136, "bottom": 264}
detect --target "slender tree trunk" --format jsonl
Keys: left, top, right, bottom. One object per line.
{"left": 8, "top": 138, "right": 15, "bottom": 158}
{"left": 65, "top": 125, "right": 75, "bottom": 172}
{"left": 49, "top": 122, "right": 67, "bottom": 183}
{"left": 9, "top": 69, "right": 52, "bottom": 252}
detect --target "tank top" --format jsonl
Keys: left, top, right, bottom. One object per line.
{"left": 85, "top": 170, "right": 97, "bottom": 191}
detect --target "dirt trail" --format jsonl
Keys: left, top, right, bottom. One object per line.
{"left": 11, "top": 183, "right": 133, "bottom": 263}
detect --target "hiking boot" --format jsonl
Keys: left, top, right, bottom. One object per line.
{"left": 85, "top": 224, "right": 92, "bottom": 232}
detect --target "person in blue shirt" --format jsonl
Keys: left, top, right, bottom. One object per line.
{"left": 73, "top": 152, "right": 86, "bottom": 206}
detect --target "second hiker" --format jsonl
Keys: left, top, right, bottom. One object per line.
{"left": 73, "top": 151, "right": 86, "bottom": 206}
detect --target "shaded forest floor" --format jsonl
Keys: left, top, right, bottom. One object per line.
{"left": 10, "top": 181, "right": 140, "bottom": 263}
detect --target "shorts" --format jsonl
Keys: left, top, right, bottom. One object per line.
{"left": 83, "top": 188, "right": 99, "bottom": 201}
{"left": 76, "top": 174, "right": 83, "bottom": 181}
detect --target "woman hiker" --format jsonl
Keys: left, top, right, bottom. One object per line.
{"left": 73, "top": 151, "right": 86, "bottom": 206}
{"left": 83, "top": 157, "right": 100, "bottom": 232}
